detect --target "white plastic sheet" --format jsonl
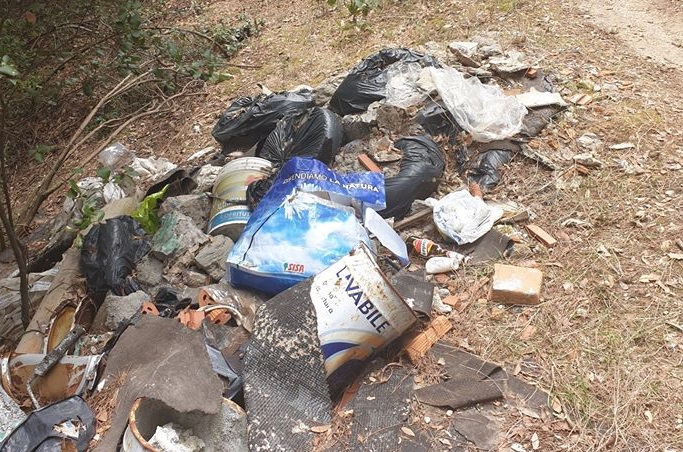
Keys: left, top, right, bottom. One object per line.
{"left": 430, "top": 66, "right": 527, "bottom": 142}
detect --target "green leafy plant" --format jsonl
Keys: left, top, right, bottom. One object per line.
{"left": 131, "top": 185, "right": 168, "bottom": 234}
{"left": 326, "top": 0, "right": 378, "bottom": 23}
{"left": 28, "top": 144, "right": 55, "bottom": 163}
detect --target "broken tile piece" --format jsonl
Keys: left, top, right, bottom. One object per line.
{"left": 403, "top": 316, "right": 453, "bottom": 362}
{"left": 490, "top": 264, "right": 543, "bottom": 305}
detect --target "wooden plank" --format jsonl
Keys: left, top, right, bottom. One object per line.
{"left": 525, "top": 223, "right": 558, "bottom": 248}
{"left": 357, "top": 154, "right": 382, "bottom": 173}
{"left": 403, "top": 316, "right": 453, "bottom": 363}
{"left": 393, "top": 207, "right": 432, "bottom": 231}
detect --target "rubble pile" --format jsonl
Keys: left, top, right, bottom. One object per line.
{"left": 1, "top": 41, "right": 577, "bottom": 451}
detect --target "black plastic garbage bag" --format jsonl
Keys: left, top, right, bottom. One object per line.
{"left": 0, "top": 396, "right": 95, "bottom": 452}
{"left": 245, "top": 174, "right": 275, "bottom": 211}
{"left": 81, "top": 216, "right": 151, "bottom": 304}
{"left": 257, "top": 107, "right": 343, "bottom": 166}
{"left": 467, "top": 149, "right": 512, "bottom": 190}
{"left": 153, "top": 287, "right": 193, "bottom": 317}
{"left": 212, "top": 90, "right": 315, "bottom": 152}
{"left": 329, "top": 48, "right": 440, "bottom": 116}
{"left": 379, "top": 136, "right": 445, "bottom": 219}
{"left": 416, "top": 101, "right": 463, "bottom": 139}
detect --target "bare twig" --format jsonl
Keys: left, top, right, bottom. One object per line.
{"left": 46, "top": 81, "right": 205, "bottom": 196}
{"left": 142, "top": 26, "right": 262, "bottom": 68}
{"left": 0, "top": 95, "right": 31, "bottom": 328}
{"left": 15, "top": 71, "right": 153, "bottom": 234}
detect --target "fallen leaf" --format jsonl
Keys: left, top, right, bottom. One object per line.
{"left": 511, "top": 443, "right": 528, "bottom": 452}
{"left": 562, "top": 218, "right": 592, "bottom": 228}
{"left": 520, "top": 325, "right": 537, "bottom": 340}
{"left": 401, "top": 426, "right": 415, "bottom": 437}
{"left": 531, "top": 432, "right": 540, "bottom": 450}
{"left": 668, "top": 253, "right": 683, "bottom": 261}
{"left": 552, "top": 397, "right": 563, "bottom": 413}
{"left": 644, "top": 410, "right": 653, "bottom": 423}
{"left": 25, "top": 11, "right": 36, "bottom": 23}
{"left": 609, "top": 142, "right": 635, "bottom": 150}
{"left": 639, "top": 274, "right": 660, "bottom": 283}
{"left": 439, "top": 438, "right": 452, "bottom": 446}
{"left": 311, "top": 425, "right": 331, "bottom": 433}
{"left": 519, "top": 406, "right": 542, "bottom": 419}
{"left": 437, "top": 357, "right": 446, "bottom": 365}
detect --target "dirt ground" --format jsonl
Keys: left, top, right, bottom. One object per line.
{"left": 8, "top": 0, "right": 683, "bottom": 450}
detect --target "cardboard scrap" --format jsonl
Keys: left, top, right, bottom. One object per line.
{"left": 403, "top": 316, "right": 453, "bottom": 362}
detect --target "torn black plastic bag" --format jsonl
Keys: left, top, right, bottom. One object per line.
{"left": 211, "top": 90, "right": 314, "bottom": 152}
{"left": 379, "top": 136, "right": 445, "bottom": 220}
{"left": 0, "top": 396, "right": 95, "bottom": 452}
{"left": 467, "top": 149, "right": 512, "bottom": 190}
{"left": 328, "top": 48, "right": 440, "bottom": 116}
{"left": 80, "top": 216, "right": 150, "bottom": 304}
{"left": 416, "top": 101, "right": 463, "bottom": 140}
{"left": 257, "top": 107, "right": 343, "bottom": 166}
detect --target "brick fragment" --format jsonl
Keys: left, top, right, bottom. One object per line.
{"left": 490, "top": 264, "right": 543, "bottom": 305}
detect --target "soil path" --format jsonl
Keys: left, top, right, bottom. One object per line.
{"left": 579, "top": 0, "right": 683, "bottom": 69}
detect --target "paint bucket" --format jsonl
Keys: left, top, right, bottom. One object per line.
{"left": 122, "top": 397, "right": 247, "bottom": 452}
{"left": 309, "top": 244, "right": 417, "bottom": 394}
{"left": 212, "top": 157, "right": 272, "bottom": 207}
{"left": 207, "top": 205, "right": 251, "bottom": 241}
{"left": 209, "top": 157, "right": 272, "bottom": 241}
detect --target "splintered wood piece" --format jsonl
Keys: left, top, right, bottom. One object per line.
{"left": 525, "top": 224, "right": 558, "bottom": 248}
{"left": 393, "top": 208, "right": 433, "bottom": 230}
{"left": 358, "top": 154, "right": 382, "bottom": 173}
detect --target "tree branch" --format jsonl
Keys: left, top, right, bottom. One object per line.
{"left": 0, "top": 94, "right": 31, "bottom": 328}
{"left": 142, "top": 26, "right": 262, "bottom": 68}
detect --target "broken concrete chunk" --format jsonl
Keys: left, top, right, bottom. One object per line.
{"left": 448, "top": 41, "right": 481, "bottom": 67}
{"left": 490, "top": 264, "right": 543, "bottom": 305}
{"left": 488, "top": 51, "right": 532, "bottom": 76}
{"left": 573, "top": 152, "right": 604, "bottom": 168}
{"left": 135, "top": 255, "right": 165, "bottom": 288}
{"left": 184, "top": 270, "right": 210, "bottom": 288}
{"left": 576, "top": 132, "right": 604, "bottom": 153}
{"left": 93, "top": 316, "right": 223, "bottom": 451}
{"left": 341, "top": 102, "right": 379, "bottom": 142}
{"left": 159, "top": 193, "right": 212, "bottom": 227}
{"left": 152, "top": 212, "right": 209, "bottom": 261}
{"left": 92, "top": 290, "right": 149, "bottom": 331}
{"left": 194, "top": 235, "right": 234, "bottom": 282}
{"left": 313, "top": 71, "right": 348, "bottom": 106}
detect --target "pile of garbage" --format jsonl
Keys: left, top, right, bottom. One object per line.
{"left": 0, "top": 42, "right": 569, "bottom": 451}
